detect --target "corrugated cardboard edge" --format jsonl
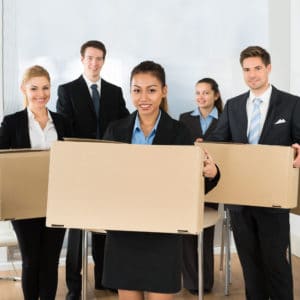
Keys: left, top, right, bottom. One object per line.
{"left": 0, "top": 168, "right": 2, "bottom": 218}
{"left": 46, "top": 141, "right": 206, "bottom": 233}
{"left": 198, "top": 142, "right": 299, "bottom": 209}
{"left": 0, "top": 150, "right": 49, "bottom": 220}
{"left": 196, "top": 146, "right": 204, "bottom": 230}
{"left": 287, "top": 149, "right": 299, "bottom": 209}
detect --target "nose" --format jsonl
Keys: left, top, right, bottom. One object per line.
{"left": 36, "top": 89, "right": 46, "bottom": 97}
{"left": 139, "top": 90, "right": 148, "bottom": 101}
{"left": 248, "top": 69, "right": 257, "bottom": 78}
{"left": 90, "top": 58, "right": 99, "bottom": 67}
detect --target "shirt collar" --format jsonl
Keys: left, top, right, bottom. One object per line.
{"left": 249, "top": 84, "right": 272, "bottom": 104}
{"left": 190, "top": 106, "right": 218, "bottom": 119}
{"left": 83, "top": 74, "right": 101, "bottom": 91}
{"left": 134, "top": 110, "right": 162, "bottom": 133}
{"left": 27, "top": 107, "right": 52, "bottom": 121}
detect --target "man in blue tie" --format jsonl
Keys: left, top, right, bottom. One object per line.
{"left": 57, "top": 40, "right": 129, "bottom": 300}
{"left": 210, "top": 45, "right": 300, "bottom": 300}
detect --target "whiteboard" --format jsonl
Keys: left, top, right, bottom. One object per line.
{"left": 2, "top": 0, "right": 268, "bottom": 119}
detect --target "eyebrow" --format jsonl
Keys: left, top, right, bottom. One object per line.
{"left": 30, "top": 84, "right": 50, "bottom": 87}
{"left": 132, "top": 84, "right": 158, "bottom": 88}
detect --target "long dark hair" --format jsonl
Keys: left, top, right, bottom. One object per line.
{"left": 196, "top": 77, "right": 223, "bottom": 113}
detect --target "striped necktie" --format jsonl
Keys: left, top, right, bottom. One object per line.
{"left": 248, "top": 98, "right": 262, "bottom": 144}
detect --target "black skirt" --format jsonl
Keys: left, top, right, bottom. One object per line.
{"left": 102, "top": 231, "right": 182, "bottom": 293}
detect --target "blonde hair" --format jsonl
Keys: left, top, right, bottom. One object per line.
{"left": 21, "top": 65, "right": 50, "bottom": 107}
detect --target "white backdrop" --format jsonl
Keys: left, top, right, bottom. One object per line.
{"left": 2, "top": 0, "right": 268, "bottom": 118}
{"left": 2, "top": 0, "right": 300, "bottom": 256}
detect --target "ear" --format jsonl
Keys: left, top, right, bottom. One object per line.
{"left": 266, "top": 63, "right": 272, "bottom": 73}
{"left": 20, "top": 84, "right": 26, "bottom": 95}
{"left": 214, "top": 92, "right": 220, "bottom": 101}
{"left": 162, "top": 85, "right": 168, "bottom": 98}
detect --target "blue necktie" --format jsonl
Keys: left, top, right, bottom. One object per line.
{"left": 91, "top": 84, "right": 100, "bottom": 118}
{"left": 248, "top": 98, "right": 262, "bottom": 144}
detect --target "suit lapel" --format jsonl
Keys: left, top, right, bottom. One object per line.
{"left": 204, "top": 117, "right": 218, "bottom": 139}
{"left": 238, "top": 94, "right": 249, "bottom": 142}
{"left": 18, "top": 109, "right": 31, "bottom": 147}
{"left": 50, "top": 111, "right": 63, "bottom": 140}
{"left": 189, "top": 115, "right": 203, "bottom": 138}
{"left": 259, "top": 86, "right": 279, "bottom": 143}
{"left": 78, "top": 76, "right": 96, "bottom": 116}
{"left": 118, "top": 112, "right": 136, "bottom": 143}
{"left": 153, "top": 111, "right": 174, "bottom": 145}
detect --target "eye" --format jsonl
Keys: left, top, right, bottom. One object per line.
{"left": 149, "top": 88, "right": 157, "bottom": 93}
{"left": 132, "top": 88, "right": 140, "bottom": 93}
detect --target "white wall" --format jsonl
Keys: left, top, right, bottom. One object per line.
{"left": 2, "top": 0, "right": 268, "bottom": 118}
{"left": 290, "top": 0, "right": 300, "bottom": 257}
{"left": 0, "top": 0, "right": 3, "bottom": 119}
{"left": 1, "top": 0, "right": 300, "bottom": 258}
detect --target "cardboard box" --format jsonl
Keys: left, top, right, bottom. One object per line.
{"left": 46, "top": 141, "right": 204, "bottom": 234}
{"left": 0, "top": 150, "right": 49, "bottom": 220}
{"left": 199, "top": 142, "right": 299, "bottom": 208}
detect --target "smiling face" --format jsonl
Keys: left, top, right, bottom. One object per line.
{"left": 195, "top": 82, "right": 219, "bottom": 112}
{"left": 131, "top": 72, "right": 167, "bottom": 119}
{"left": 242, "top": 56, "right": 271, "bottom": 95}
{"left": 21, "top": 76, "right": 50, "bottom": 110}
{"left": 81, "top": 46, "right": 105, "bottom": 82}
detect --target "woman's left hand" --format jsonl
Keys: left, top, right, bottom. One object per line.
{"left": 292, "top": 143, "right": 300, "bottom": 168}
{"left": 203, "top": 149, "right": 218, "bottom": 179}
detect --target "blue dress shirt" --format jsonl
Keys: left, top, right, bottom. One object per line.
{"left": 131, "top": 111, "right": 161, "bottom": 145}
{"left": 190, "top": 107, "right": 218, "bottom": 135}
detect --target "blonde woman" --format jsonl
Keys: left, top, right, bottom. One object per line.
{"left": 0, "top": 65, "right": 72, "bottom": 300}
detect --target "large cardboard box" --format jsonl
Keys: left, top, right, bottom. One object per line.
{"left": 0, "top": 150, "right": 49, "bottom": 220}
{"left": 199, "top": 142, "right": 299, "bottom": 208}
{"left": 46, "top": 141, "right": 204, "bottom": 234}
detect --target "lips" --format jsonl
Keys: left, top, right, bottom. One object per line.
{"left": 139, "top": 104, "right": 152, "bottom": 109}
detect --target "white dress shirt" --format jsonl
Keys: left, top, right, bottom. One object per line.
{"left": 27, "top": 108, "right": 58, "bottom": 149}
{"left": 246, "top": 85, "right": 272, "bottom": 137}
{"left": 82, "top": 74, "right": 101, "bottom": 98}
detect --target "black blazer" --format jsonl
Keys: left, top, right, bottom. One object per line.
{"left": 179, "top": 109, "right": 220, "bottom": 209}
{"left": 209, "top": 86, "right": 300, "bottom": 146}
{"left": 56, "top": 76, "right": 129, "bottom": 139}
{"left": 0, "top": 109, "right": 72, "bottom": 149}
{"left": 104, "top": 110, "right": 220, "bottom": 193}
{"left": 179, "top": 110, "right": 219, "bottom": 141}
{"left": 209, "top": 86, "right": 300, "bottom": 211}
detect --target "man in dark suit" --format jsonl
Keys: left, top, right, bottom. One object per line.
{"left": 209, "top": 46, "right": 300, "bottom": 300}
{"left": 56, "top": 40, "right": 129, "bottom": 300}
